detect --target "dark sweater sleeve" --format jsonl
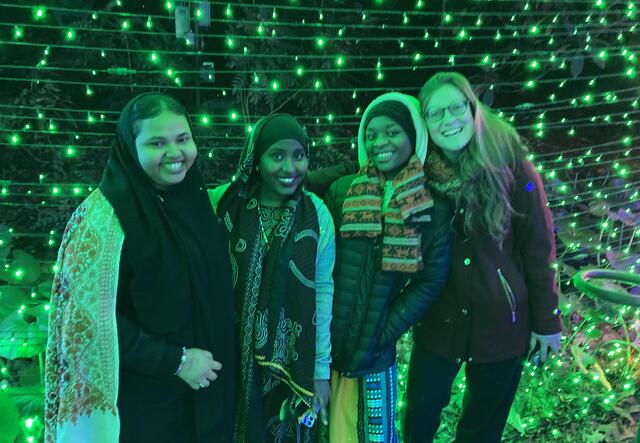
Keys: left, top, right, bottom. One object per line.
{"left": 307, "top": 162, "right": 359, "bottom": 199}
{"left": 378, "top": 197, "right": 453, "bottom": 349}
{"left": 116, "top": 252, "right": 183, "bottom": 377}
{"left": 324, "top": 176, "right": 348, "bottom": 225}
{"left": 512, "top": 160, "right": 562, "bottom": 335}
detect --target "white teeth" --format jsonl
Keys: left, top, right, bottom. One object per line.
{"left": 442, "top": 128, "right": 463, "bottom": 137}
{"left": 278, "top": 177, "right": 295, "bottom": 184}
{"left": 162, "top": 162, "right": 184, "bottom": 171}
{"left": 375, "top": 151, "right": 394, "bottom": 161}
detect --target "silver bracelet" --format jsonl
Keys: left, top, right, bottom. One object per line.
{"left": 174, "top": 346, "right": 188, "bottom": 376}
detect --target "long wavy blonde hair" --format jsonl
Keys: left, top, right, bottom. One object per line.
{"left": 419, "top": 71, "right": 528, "bottom": 245}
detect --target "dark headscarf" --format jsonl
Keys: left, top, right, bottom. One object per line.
{"left": 98, "top": 93, "right": 235, "bottom": 439}
{"left": 217, "top": 113, "right": 319, "bottom": 440}
{"left": 364, "top": 100, "right": 417, "bottom": 149}
{"left": 253, "top": 113, "right": 309, "bottom": 160}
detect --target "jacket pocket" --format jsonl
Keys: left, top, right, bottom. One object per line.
{"left": 497, "top": 268, "right": 517, "bottom": 324}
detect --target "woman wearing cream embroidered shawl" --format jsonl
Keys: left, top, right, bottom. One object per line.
{"left": 44, "top": 93, "right": 236, "bottom": 442}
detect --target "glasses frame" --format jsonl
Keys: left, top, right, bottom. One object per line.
{"left": 424, "top": 99, "right": 470, "bottom": 123}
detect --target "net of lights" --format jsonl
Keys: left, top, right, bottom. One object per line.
{"left": 0, "top": 1, "right": 638, "bottom": 442}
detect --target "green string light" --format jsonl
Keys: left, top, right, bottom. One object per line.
{"left": 64, "top": 28, "right": 76, "bottom": 41}
{"left": 32, "top": 6, "right": 46, "bottom": 21}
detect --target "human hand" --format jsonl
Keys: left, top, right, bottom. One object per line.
{"left": 176, "top": 348, "right": 222, "bottom": 390}
{"left": 529, "top": 332, "right": 561, "bottom": 363}
{"left": 313, "top": 379, "right": 330, "bottom": 426}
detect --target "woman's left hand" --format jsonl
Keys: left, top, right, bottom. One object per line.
{"left": 313, "top": 379, "right": 330, "bottom": 426}
{"left": 529, "top": 331, "right": 561, "bottom": 363}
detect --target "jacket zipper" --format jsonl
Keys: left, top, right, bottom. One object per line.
{"left": 497, "top": 268, "right": 517, "bottom": 323}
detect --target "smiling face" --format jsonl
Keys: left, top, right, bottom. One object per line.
{"left": 365, "top": 116, "right": 413, "bottom": 179}
{"left": 424, "top": 84, "right": 475, "bottom": 158}
{"left": 257, "top": 138, "right": 309, "bottom": 205}
{"left": 134, "top": 110, "right": 197, "bottom": 190}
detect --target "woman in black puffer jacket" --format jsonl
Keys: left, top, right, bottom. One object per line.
{"left": 324, "top": 92, "right": 452, "bottom": 443}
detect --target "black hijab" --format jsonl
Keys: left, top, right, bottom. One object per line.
{"left": 98, "top": 92, "right": 235, "bottom": 439}
{"left": 217, "top": 114, "right": 319, "bottom": 439}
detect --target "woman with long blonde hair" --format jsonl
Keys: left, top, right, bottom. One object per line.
{"left": 404, "top": 72, "right": 562, "bottom": 442}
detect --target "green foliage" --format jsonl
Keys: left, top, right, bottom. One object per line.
{"left": 0, "top": 389, "right": 20, "bottom": 443}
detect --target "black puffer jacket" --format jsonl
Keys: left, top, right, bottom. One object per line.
{"left": 325, "top": 174, "right": 452, "bottom": 377}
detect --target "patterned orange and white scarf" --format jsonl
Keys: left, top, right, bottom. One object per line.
{"left": 340, "top": 154, "right": 433, "bottom": 273}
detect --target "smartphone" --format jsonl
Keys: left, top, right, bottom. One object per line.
{"left": 299, "top": 409, "right": 316, "bottom": 428}
{"left": 298, "top": 403, "right": 320, "bottom": 428}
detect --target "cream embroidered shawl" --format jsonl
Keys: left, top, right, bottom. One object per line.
{"left": 45, "top": 190, "right": 124, "bottom": 443}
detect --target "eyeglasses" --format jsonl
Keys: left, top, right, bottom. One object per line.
{"left": 424, "top": 100, "right": 469, "bottom": 122}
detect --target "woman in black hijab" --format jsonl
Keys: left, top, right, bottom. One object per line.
{"left": 209, "top": 114, "right": 335, "bottom": 443}
{"left": 45, "top": 93, "right": 235, "bottom": 443}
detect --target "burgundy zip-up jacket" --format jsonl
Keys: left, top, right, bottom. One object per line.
{"left": 413, "top": 160, "right": 562, "bottom": 364}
